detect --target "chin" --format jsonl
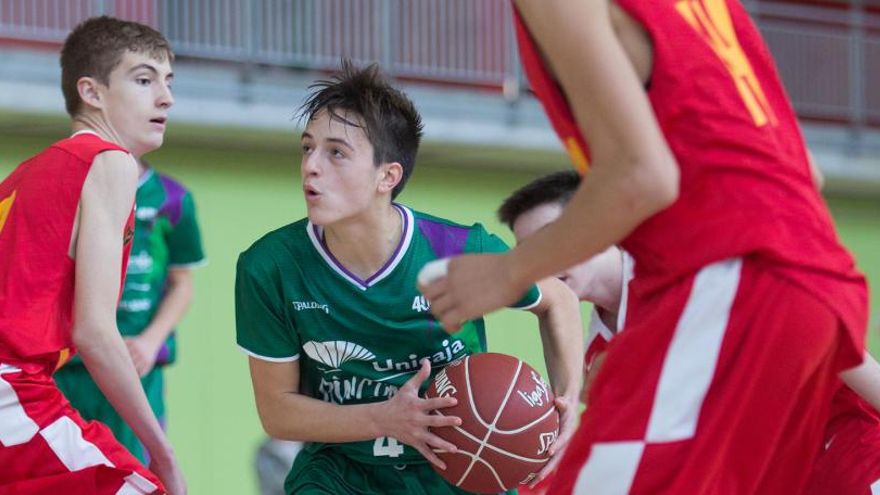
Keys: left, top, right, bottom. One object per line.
{"left": 131, "top": 138, "right": 163, "bottom": 157}
{"left": 306, "top": 209, "right": 333, "bottom": 226}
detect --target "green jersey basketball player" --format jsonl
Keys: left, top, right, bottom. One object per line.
{"left": 235, "top": 62, "right": 583, "bottom": 495}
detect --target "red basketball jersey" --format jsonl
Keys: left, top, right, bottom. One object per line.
{"left": 514, "top": 0, "right": 867, "bottom": 367}
{"left": 0, "top": 132, "right": 134, "bottom": 363}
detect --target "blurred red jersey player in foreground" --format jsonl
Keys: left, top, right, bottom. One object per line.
{"left": 0, "top": 16, "right": 185, "bottom": 495}
{"left": 421, "top": 1, "right": 869, "bottom": 493}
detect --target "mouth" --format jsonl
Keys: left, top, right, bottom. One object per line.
{"left": 303, "top": 184, "right": 321, "bottom": 201}
{"left": 150, "top": 117, "right": 167, "bottom": 126}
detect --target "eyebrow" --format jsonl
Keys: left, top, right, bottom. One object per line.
{"left": 127, "top": 64, "right": 174, "bottom": 79}
{"left": 300, "top": 132, "right": 354, "bottom": 150}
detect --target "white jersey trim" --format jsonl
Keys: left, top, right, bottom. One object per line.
{"left": 238, "top": 345, "right": 300, "bottom": 363}
{"left": 645, "top": 257, "right": 742, "bottom": 443}
{"left": 617, "top": 249, "right": 635, "bottom": 332}
{"left": 116, "top": 473, "right": 158, "bottom": 494}
{"left": 585, "top": 308, "right": 615, "bottom": 351}
{"left": 70, "top": 129, "right": 101, "bottom": 138}
{"left": 137, "top": 168, "right": 154, "bottom": 188}
{"left": 574, "top": 441, "right": 645, "bottom": 495}
{"left": 0, "top": 364, "right": 40, "bottom": 446}
{"left": 512, "top": 287, "right": 543, "bottom": 311}
{"left": 168, "top": 258, "right": 209, "bottom": 270}
{"left": 40, "top": 415, "right": 115, "bottom": 472}
{"left": 574, "top": 257, "right": 743, "bottom": 492}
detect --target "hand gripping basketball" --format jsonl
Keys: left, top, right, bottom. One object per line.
{"left": 372, "top": 359, "right": 462, "bottom": 470}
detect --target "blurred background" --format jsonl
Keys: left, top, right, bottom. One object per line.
{"left": 0, "top": 1, "right": 878, "bottom": 493}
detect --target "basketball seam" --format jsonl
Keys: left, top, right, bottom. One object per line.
{"left": 489, "top": 406, "right": 557, "bottom": 435}
{"left": 434, "top": 446, "right": 508, "bottom": 490}
{"left": 432, "top": 411, "right": 550, "bottom": 463}
{"left": 456, "top": 358, "right": 523, "bottom": 491}
{"left": 464, "top": 355, "right": 491, "bottom": 428}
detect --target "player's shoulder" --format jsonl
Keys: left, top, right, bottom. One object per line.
{"left": 408, "top": 207, "right": 494, "bottom": 258}
{"left": 410, "top": 207, "right": 486, "bottom": 234}
{"left": 51, "top": 132, "right": 129, "bottom": 164}
{"left": 153, "top": 171, "right": 191, "bottom": 196}
{"left": 238, "top": 218, "right": 310, "bottom": 271}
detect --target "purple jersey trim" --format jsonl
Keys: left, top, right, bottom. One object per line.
{"left": 155, "top": 341, "right": 171, "bottom": 365}
{"left": 158, "top": 174, "right": 187, "bottom": 226}
{"left": 309, "top": 204, "right": 412, "bottom": 289}
{"left": 416, "top": 218, "right": 470, "bottom": 259}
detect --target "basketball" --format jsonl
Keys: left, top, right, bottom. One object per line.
{"left": 425, "top": 352, "right": 559, "bottom": 493}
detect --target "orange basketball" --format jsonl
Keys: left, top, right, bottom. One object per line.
{"left": 425, "top": 352, "right": 560, "bottom": 493}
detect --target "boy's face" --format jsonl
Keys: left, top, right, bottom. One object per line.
{"left": 101, "top": 50, "right": 173, "bottom": 157}
{"left": 512, "top": 201, "right": 620, "bottom": 302}
{"left": 300, "top": 110, "right": 387, "bottom": 226}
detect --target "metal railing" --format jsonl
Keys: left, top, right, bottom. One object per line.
{"left": 0, "top": 0, "right": 877, "bottom": 128}
{"left": 162, "top": 0, "right": 517, "bottom": 86}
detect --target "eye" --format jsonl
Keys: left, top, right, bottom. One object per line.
{"left": 136, "top": 77, "right": 151, "bottom": 86}
{"left": 332, "top": 148, "right": 345, "bottom": 159}
{"left": 301, "top": 143, "right": 313, "bottom": 154}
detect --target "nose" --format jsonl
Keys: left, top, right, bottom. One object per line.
{"left": 301, "top": 152, "right": 320, "bottom": 177}
{"left": 157, "top": 82, "right": 174, "bottom": 109}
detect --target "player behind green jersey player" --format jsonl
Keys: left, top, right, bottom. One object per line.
{"left": 57, "top": 157, "right": 205, "bottom": 463}
{"left": 235, "top": 62, "right": 583, "bottom": 494}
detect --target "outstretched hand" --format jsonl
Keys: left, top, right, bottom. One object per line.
{"left": 374, "top": 359, "right": 462, "bottom": 470}
{"left": 419, "top": 253, "right": 527, "bottom": 333}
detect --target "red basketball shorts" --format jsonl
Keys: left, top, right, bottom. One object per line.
{"left": 0, "top": 361, "right": 164, "bottom": 494}
{"left": 549, "top": 256, "right": 845, "bottom": 494}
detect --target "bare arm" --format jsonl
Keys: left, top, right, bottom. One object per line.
{"left": 248, "top": 357, "right": 461, "bottom": 469}
{"left": 127, "top": 268, "right": 194, "bottom": 376}
{"left": 531, "top": 279, "right": 583, "bottom": 406}
{"left": 508, "top": 0, "right": 678, "bottom": 286}
{"left": 423, "top": 0, "right": 678, "bottom": 329}
{"left": 72, "top": 150, "right": 185, "bottom": 494}
{"left": 840, "top": 351, "right": 880, "bottom": 413}
{"left": 527, "top": 278, "right": 583, "bottom": 485}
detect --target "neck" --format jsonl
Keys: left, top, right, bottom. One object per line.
{"left": 71, "top": 113, "right": 138, "bottom": 158}
{"left": 322, "top": 203, "right": 403, "bottom": 280}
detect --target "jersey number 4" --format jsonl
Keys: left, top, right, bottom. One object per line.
{"left": 676, "top": 0, "right": 778, "bottom": 128}
{"left": 373, "top": 436, "right": 404, "bottom": 458}
{"left": 0, "top": 191, "right": 16, "bottom": 236}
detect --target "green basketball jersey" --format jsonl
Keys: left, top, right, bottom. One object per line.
{"left": 65, "top": 169, "right": 205, "bottom": 368}
{"left": 236, "top": 204, "right": 541, "bottom": 465}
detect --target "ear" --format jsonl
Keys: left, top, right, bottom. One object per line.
{"left": 377, "top": 162, "right": 404, "bottom": 195}
{"left": 76, "top": 76, "right": 105, "bottom": 111}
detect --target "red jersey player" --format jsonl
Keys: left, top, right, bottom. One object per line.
{"left": 0, "top": 17, "right": 185, "bottom": 495}
{"left": 420, "top": 1, "right": 869, "bottom": 493}
{"left": 501, "top": 171, "right": 880, "bottom": 495}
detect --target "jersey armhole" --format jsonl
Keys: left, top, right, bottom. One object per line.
{"left": 512, "top": 287, "right": 543, "bottom": 311}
